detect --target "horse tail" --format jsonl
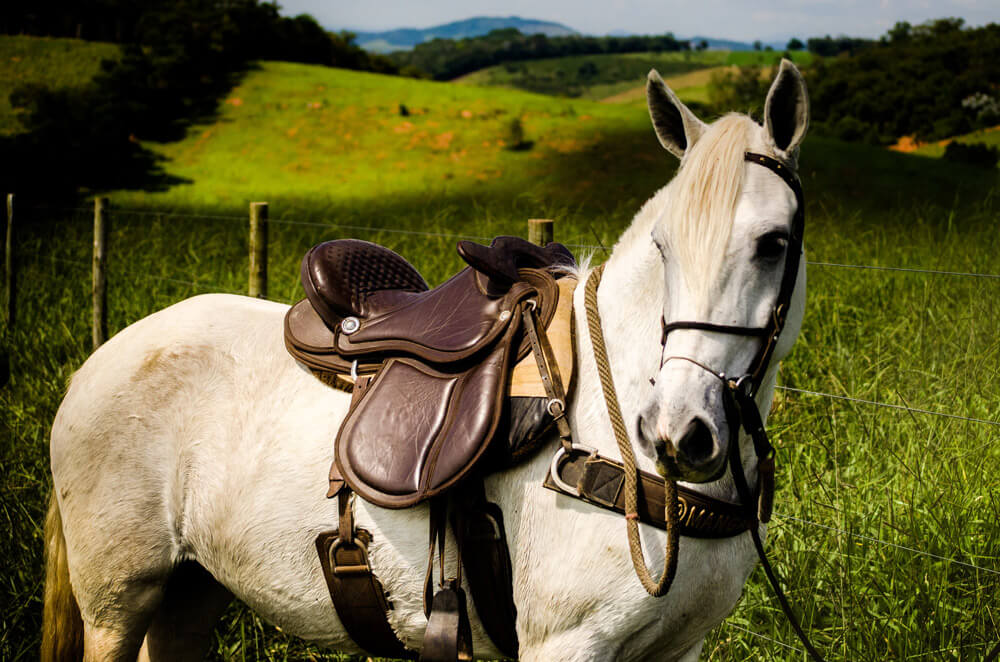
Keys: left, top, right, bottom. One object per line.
{"left": 41, "top": 492, "right": 84, "bottom": 662}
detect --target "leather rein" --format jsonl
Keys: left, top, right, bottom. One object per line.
{"left": 548, "top": 151, "right": 826, "bottom": 660}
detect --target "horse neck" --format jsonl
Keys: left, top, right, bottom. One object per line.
{"left": 568, "top": 193, "right": 666, "bottom": 471}
{"left": 568, "top": 188, "right": 775, "bottom": 500}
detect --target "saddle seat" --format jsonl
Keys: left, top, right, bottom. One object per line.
{"left": 285, "top": 236, "right": 575, "bottom": 507}
{"left": 286, "top": 237, "right": 574, "bottom": 374}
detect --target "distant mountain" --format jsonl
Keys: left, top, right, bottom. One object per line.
{"left": 686, "top": 36, "right": 791, "bottom": 51}
{"left": 686, "top": 36, "right": 755, "bottom": 51}
{"left": 352, "top": 16, "right": 578, "bottom": 52}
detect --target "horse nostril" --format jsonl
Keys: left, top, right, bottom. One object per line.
{"left": 636, "top": 412, "right": 661, "bottom": 456}
{"left": 676, "top": 418, "right": 716, "bottom": 466}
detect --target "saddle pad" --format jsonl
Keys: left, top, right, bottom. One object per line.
{"left": 509, "top": 275, "right": 576, "bottom": 397}
{"left": 335, "top": 322, "right": 517, "bottom": 508}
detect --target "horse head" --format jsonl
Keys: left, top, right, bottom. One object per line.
{"left": 636, "top": 60, "right": 809, "bottom": 483}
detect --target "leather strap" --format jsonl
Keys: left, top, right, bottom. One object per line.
{"left": 453, "top": 480, "right": 519, "bottom": 657}
{"left": 315, "top": 487, "right": 414, "bottom": 660}
{"left": 725, "top": 384, "right": 825, "bottom": 661}
{"left": 522, "top": 304, "right": 572, "bottom": 447}
{"left": 421, "top": 498, "right": 473, "bottom": 662}
{"left": 544, "top": 450, "right": 753, "bottom": 538}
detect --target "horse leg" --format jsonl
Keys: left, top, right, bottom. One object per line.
{"left": 138, "top": 561, "right": 234, "bottom": 662}
{"left": 76, "top": 581, "right": 165, "bottom": 662}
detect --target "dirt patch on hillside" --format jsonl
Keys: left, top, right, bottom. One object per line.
{"left": 891, "top": 125, "right": 1000, "bottom": 153}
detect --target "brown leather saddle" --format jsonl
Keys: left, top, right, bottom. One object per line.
{"left": 285, "top": 236, "right": 576, "bottom": 660}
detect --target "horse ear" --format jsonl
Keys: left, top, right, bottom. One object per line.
{"left": 764, "top": 59, "right": 809, "bottom": 156}
{"left": 647, "top": 69, "right": 706, "bottom": 159}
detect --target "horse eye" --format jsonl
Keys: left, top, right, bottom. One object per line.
{"left": 755, "top": 232, "right": 788, "bottom": 261}
{"left": 651, "top": 233, "right": 667, "bottom": 257}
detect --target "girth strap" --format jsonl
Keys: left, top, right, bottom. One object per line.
{"left": 315, "top": 487, "right": 415, "bottom": 660}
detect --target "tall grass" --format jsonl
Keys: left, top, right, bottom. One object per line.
{"left": 2, "top": 61, "right": 999, "bottom": 660}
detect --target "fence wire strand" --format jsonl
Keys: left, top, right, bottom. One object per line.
{"left": 725, "top": 622, "right": 805, "bottom": 654}
{"left": 45, "top": 255, "right": 243, "bottom": 294}
{"left": 29, "top": 205, "right": 1000, "bottom": 281}
{"left": 776, "top": 385, "right": 1000, "bottom": 428}
{"left": 774, "top": 514, "right": 1000, "bottom": 576}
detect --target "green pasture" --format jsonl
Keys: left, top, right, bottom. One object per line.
{"left": 2, "top": 58, "right": 1000, "bottom": 661}
{"left": 0, "top": 35, "right": 119, "bottom": 136}
{"left": 455, "top": 49, "right": 813, "bottom": 101}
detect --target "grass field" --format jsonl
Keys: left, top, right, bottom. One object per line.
{"left": 0, "top": 35, "right": 119, "bottom": 136}
{"left": 2, "top": 56, "right": 1000, "bottom": 661}
{"left": 456, "top": 49, "right": 813, "bottom": 101}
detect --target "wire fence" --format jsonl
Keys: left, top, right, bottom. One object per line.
{"left": 7, "top": 201, "right": 1000, "bottom": 657}
{"left": 29, "top": 204, "right": 1000, "bottom": 279}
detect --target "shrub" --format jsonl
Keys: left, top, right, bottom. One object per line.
{"left": 942, "top": 142, "right": 999, "bottom": 168}
{"left": 504, "top": 117, "right": 533, "bottom": 151}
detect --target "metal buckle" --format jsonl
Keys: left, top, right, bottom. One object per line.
{"left": 547, "top": 398, "right": 565, "bottom": 418}
{"left": 350, "top": 360, "right": 359, "bottom": 381}
{"left": 329, "top": 537, "right": 372, "bottom": 576}
{"left": 733, "top": 374, "right": 753, "bottom": 398}
{"left": 548, "top": 444, "right": 597, "bottom": 497}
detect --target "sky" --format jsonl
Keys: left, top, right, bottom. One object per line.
{"left": 277, "top": 0, "right": 1000, "bottom": 43}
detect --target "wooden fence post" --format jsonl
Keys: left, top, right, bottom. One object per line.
{"left": 92, "top": 197, "right": 109, "bottom": 350}
{"left": 4, "top": 194, "right": 14, "bottom": 335}
{"left": 528, "top": 218, "right": 554, "bottom": 246}
{"left": 249, "top": 202, "right": 268, "bottom": 299}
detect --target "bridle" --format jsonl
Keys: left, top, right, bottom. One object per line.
{"left": 657, "top": 151, "right": 804, "bottom": 500}
{"left": 656, "top": 151, "right": 822, "bottom": 660}
{"left": 568, "top": 151, "right": 825, "bottom": 660}
{"left": 659, "top": 151, "right": 804, "bottom": 399}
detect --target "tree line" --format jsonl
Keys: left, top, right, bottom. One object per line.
{"left": 807, "top": 19, "right": 1000, "bottom": 144}
{"left": 389, "top": 28, "right": 692, "bottom": 80}
{"left": 709, "top": 19, "right": 1000, "bottom": 147}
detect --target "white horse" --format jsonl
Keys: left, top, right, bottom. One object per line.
{"left": 43, "top": 60, "right": 809, "bottom": 661}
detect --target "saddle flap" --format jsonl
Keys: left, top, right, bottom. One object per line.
{"left": 335, "top": 328, "right": 514, "bottom": 508}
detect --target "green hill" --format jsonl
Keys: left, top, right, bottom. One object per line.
{"left": 115, "top": 59, "right": 994, "bottom": 231}
{"left": 456, "top": 50, "right": 814, "bottom": 100}
{"left": 114, "top": 60, "right": 666, "bottom": 225}
{"left": 0, "top": 35, "right": 119, "bottom": 136}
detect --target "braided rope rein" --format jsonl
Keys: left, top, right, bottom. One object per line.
{"left": 583, "top": 263, "right": 680, "bottom": 597}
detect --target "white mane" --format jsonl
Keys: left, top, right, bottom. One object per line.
{"left": 664, "top": 114, "right": 755, "bottom": 295}
{"left": 610, "top": 113, "right": 762, "bottom": 298}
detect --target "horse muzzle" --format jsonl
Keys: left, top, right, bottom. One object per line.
{"left": 638, "top": 411, "right": 728, "bottom": 483}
